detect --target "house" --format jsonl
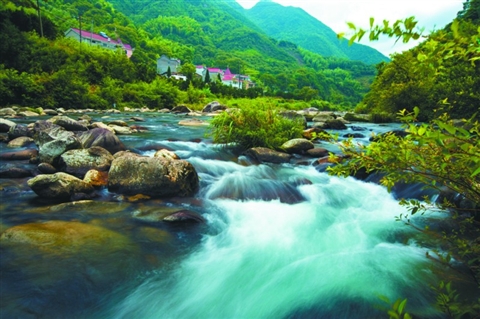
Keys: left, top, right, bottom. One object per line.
{"left": 157, "top": 55, "right": 181, "bottom": 75}
{"left": 203, "top": 67, "right": 223, "bottom": 82}
{"left": 64, "top": 28, "right": 133, "bottom": 58}
{"left": 221, "top": 68, "right": 255, "bottom": 89}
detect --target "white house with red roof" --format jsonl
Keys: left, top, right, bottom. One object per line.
{"left": 65, "top": 28, "right": 133, "bottom": 58}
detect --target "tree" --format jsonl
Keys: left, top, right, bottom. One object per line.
{"left": 204, "top": 69, "right": 210, "bottom": 83}
{"left": 166, "top": 66, "right": 172, "bottom": 77}
{"left": 331, "top": 12, "right": 480, "bottom": 317}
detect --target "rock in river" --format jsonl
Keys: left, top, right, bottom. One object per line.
{"left": 108, "top": 154, "right": 199, "bottom": 198}
{"left": 28, "top": 172, "right": 95, "bottom": 200}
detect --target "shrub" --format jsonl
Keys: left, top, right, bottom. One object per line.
{"left": 209, "top": 102, "right": 304, "bottom": 150}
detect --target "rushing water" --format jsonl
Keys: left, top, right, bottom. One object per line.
{"left": 0, "top": 112, "right": 472, "bottom": 318}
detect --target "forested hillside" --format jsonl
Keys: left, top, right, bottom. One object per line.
{"left": 242, "top": 0, "right": 389, "bottom": 65}
{"left": 0, "top": 0, "right": 381, "bottom": 109}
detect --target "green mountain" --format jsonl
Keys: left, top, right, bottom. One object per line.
{"left": 242, "top": 0, "right": 389, "bottom": 64}
{"left": 0, "top": 0, "right": 379, "bottom": 109}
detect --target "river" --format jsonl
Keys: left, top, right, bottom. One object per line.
{"left": 0, "top": 112, "right": 472, "bottom": 318}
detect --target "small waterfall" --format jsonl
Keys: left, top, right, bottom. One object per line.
{"left": 110, "top": 164, "right": 441, "bottom": 319}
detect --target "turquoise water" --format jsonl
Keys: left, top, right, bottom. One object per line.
{"left": 0, "top": 112, "right": 467, "bottom": 318}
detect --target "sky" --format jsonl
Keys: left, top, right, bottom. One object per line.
{"left": 235, "top": 0, "right": 465, "bottom": 56}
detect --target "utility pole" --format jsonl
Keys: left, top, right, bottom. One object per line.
{"left": 36, "top": 0, "right": 44, "bottom": 37}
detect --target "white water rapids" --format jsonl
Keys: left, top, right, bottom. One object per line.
{"left": 109, "top": 159, "right": 441, "bottom": 319}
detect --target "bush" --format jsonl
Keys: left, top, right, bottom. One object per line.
{"left": 209, "top": 102, "right": 304, "bottom": 150}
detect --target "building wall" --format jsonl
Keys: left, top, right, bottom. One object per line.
{"left": 157, "top": 55, "right": 180, "bottom": 75}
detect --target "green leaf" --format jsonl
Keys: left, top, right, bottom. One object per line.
{"left": 411, "top": 207, "right": 419, "bottom": 215}
{"left": 370, "top": 17, "right": 374, "bottom": 28}
{"left": 472, "top": 166, "right": 480, "bottom": 178}
{"left": 347, "top": 22, "right": 356, "bottom": 30}
{"left": 398, "top": 298, "right": 407, "bottom": 314}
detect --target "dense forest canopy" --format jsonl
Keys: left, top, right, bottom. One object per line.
{"left": 0, "top": 0, "right": 383, "bottom": 110}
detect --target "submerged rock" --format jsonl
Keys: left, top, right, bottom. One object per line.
{"left": 163, "top": 210, "right": 206, "bottom": 223}
{"left": 0, "top": 167, "right": 32, "bottom": 178}
{"left": 0, "top": 149, "right": 38, "bottom": 161}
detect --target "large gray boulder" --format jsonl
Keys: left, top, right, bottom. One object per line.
{"left": 58, "top": 146, "right": 114, "bottom": 178}
{"left": 108, "top": 154, "right": 199, "bottom": 198}
{"left": 281, "top": 138, "right": 314, "bottom": 154}
{"left": 76, "top": 128, "right": 126, "bottom": 155}
{"left": 27, "top": 172, "right": 95, "bottom": 200}
{"left": 33, "top": 125, "right": 81, "bottom": 164}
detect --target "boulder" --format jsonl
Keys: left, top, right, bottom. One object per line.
{"left": 171, "top": 105, "right": 191, "bottom": 113}
{"left": 108, "top": 120, "right": 128, "bottom": 127}
{"left": 297, "top": 108, "right": 319, "bottom": 120}
{"left": 83, "top": 169, "right": 108, "bottom": 187}
{"left": 314, "top": 119, "right": 347, "bottom": 130}
{"left": 90, "top": 122, "right": 115, "bottom": 133}
{"left": 58, "top": 146, "right": 114, "bottom": 178}
{"left": 154, "top": 149, "right": 180, "bottom": 160}
{"left": 202, "top": 101, "right": 226, "bottom": 113}
{"left": 34, "top": 126, "right": 81, "bottom": 164}
{"left": 8, "top": 124, "right": 31, "bottom": 140}
{"left": 76, "top": 128, "right": 126, "bottom": 155}
{"left": 281, "top": 138, "right": 314, "bottom": 154}
{"left": 109, "top": 125, "right": 132, "bottom": 135}
{"left": 108, "top": 155, "right": 199, "bottom": 198}
{"left": 27, "top": 172, "right": 95, "bottom": 200}
{"left": 0, "top": 108, "right": 16, "bottom": 117}
{"left": 48, "top": 115, "right": 88, "bottom": 131}
{"left": 18, "top": 110, "right": 39, "bottom": 117}
{"left": 131, "top": 116, "right": 145, "bottom": 122}
{"left": 43, "top": 109, "right": 58, "bottom": 115}
{"left": 0, "top": 118, "right": 16, "bottom": 133}
{"left": 38, "top": 162, "right": 57, "bottom": 174}
{"left": 7, "top": 136, "right": 35, "bottom": 148}
{"left": 312, "top": 112, "right": 336, "bottom": 122}
{"left": 306, "top": 147, "right": 330, "bottom": 158}
{"left": 242, "top": 147, "right": 292, "bottom": 164}
{"left": 302, "top": 127, "right": 330, "bottom": 140}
